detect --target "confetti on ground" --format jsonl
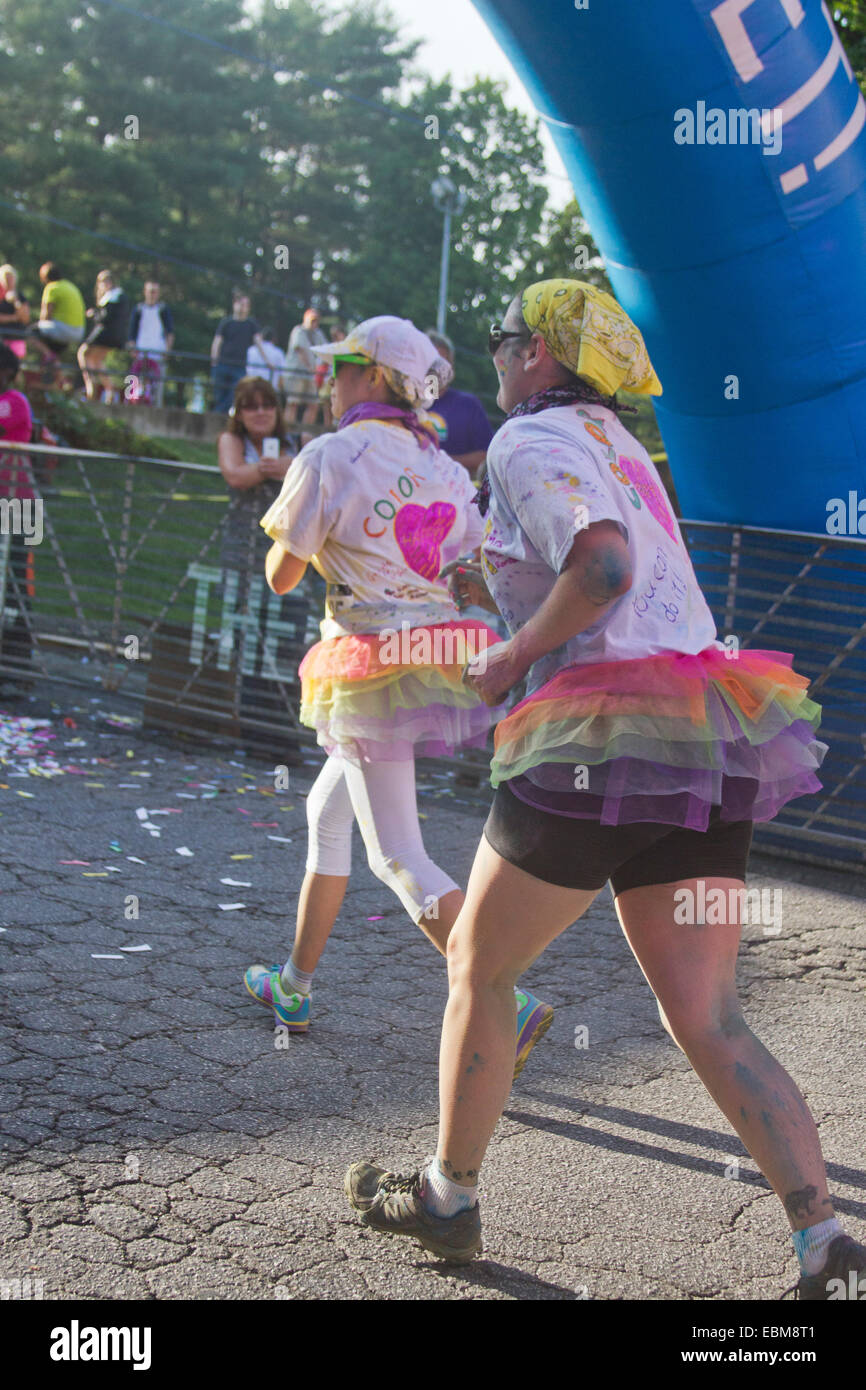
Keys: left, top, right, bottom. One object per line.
{"left": 83, "top": 872, "right": 109, "bottom": 878}
{"left": 119, "top": 944, "right": 151, "bottom": 953}
{"left": 84, "top": 782, "right": 105, "bottom": 788}
{"left": 0, "top": 711, "right": 64, "bottom": 772}
{"left": 230, "top": 854, "right": 253, "bottom": 860}
{"left": 175, "top": 847, "right": 193, "bottom": 857}
{"left": 218, "top": 903, "right": 246, "bottom": 911}
{"left": 267, "top": 835, "right": 292, "bottom": 843}
{"left": 126, "top": 856, "right": 146, "bottom": 865}
{"left": 135, "top": 808, "right": 149, "bottom": 820}
{"left": 60, "top": 860, "right": 90, "bottom": 866}
{"left": 109, "top": 842, "right": 121, "bottom": 852}
{"left": 175, "top": 793, "right": 197, "bottom": 799}
{"left": 101, "top": 712, "right": 140, "bottom": 729}
{"left": 16, "top": 791, "right": 34, "bottom": 798}
{"left": 91, "top": 953, "right": 124, "bottom": 960}
{"left": 367, "top": 915, "right": 384, "bottom": 921}
{"left": 221, "top": 877, "right": 252, "bottom": 887}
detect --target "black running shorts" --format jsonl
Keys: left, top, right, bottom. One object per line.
{"left": 483, "top": 781, "right": 754, "bottom": 894}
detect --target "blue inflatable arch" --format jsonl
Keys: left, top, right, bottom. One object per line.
{"left": 472, "top": 0, "right": 866, "bottom": 530}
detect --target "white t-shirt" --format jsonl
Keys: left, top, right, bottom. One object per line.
{"left": 135, "top": 303, "right": 168, "bottom": 353}
{"left": 247, "top": 341, "right": 287, "bottom": 389}
{"left": 482, "top": 403, "right": 718, "bottom": 696}
{"left": 260, "top": 418, "right": 484, "bottom": 639}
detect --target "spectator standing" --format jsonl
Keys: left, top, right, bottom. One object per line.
{"left": 210, "top": 294, "right": 266, "bottom": 414}
{"left": 0, "top": 266, "right": 31, "bottom": 360}
{"left": 126, "top": 280, "right": 174, "bottom": 407}
{"left": 78, "top": 270, "right": 131, "bottom": 402}
{"left": 216, "top": 375, "right": 308, "bottom": 752}
{"left": 0, "top": 342, "right": 35, "bottom": 683}
{"left": 31, "top": 263, "right": 86, "bottom": 376}
{"left": 425, "top": 329, "right": 495, "bottom": 476}
{"left": 246, "top": 327, "right": 287, "bottom": 397}
{"left": 285, "top": 306, "right": 326, "bottom": 426}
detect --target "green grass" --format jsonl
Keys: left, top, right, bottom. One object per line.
{"left": 147, "top": 435, "right": 221, "bottom": 469}
{"left": 35, "top": 458, "right": 238, "bottom": 637}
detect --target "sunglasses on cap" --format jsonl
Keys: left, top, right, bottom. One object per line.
{"left": 331, "top": 353, "right": 373, "bottom": 378}
{"left": 488, "top": 324, "right": 531, "bottom": 355}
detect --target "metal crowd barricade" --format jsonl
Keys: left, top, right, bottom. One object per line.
{"left": 683, "top": 521, "right": 866, "bottom": 872}
{"left": 0, "top": 441, "right": 324, "bottom": 757}
{"left": 0, "top": 442, "right": 864, "bottom": 871}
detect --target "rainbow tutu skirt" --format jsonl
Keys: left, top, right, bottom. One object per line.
{"left": 299, "top": 619, "right": 503, "bottom": 763}
{"left": 491, "top": 645, "right": 827, "bottom": 830}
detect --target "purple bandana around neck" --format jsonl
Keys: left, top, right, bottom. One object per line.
{"left": 507, "top": 384, "right": 599, "bottom": 419}
{"left": 337, "top": 402, "right": 438, "bottom": 450}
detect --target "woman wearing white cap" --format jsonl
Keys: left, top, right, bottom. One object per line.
{"left": 243, "top": 316, "right": 553, "bottom": 1080}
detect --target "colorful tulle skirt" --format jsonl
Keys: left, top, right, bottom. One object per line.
{"left": 299, "top": 619, "right": 504, "bottom": 762}
{"left": 491, "top": 645, "right": 827, "bottom": 830}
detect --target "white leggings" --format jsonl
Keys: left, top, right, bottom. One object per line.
{"left": 304, "top": 755, "right": 460, "bottom": 923}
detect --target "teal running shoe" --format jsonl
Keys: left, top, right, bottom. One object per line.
{"left": 244, "top": 963, "right": 311, "bottom": 1032}
{"left": 513, "top": 987, "right": 554, "bottom": 1080}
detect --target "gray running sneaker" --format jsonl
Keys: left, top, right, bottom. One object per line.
{"left": 343, "top": 1159, "right": 393, "bottom": 1214}
{"left": 788, "top": 1234, "right": 866, "bottom": 1300}
{"left": 344, "top": 1161, "right": 482, "bottom": 1263}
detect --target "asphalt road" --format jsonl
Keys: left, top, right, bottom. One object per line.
{"left": 1, "top": 697, "right": 864, "bottom": 1301}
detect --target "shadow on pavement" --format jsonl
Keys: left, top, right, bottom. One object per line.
{"left": 505, "top": 1102, "right": 866, "bottom": 1222}
{"left": 420, "top": 1258, "right": 584, "bottom": 1300}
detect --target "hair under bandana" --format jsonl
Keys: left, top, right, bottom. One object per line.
{"left": 521, "top": 279, "right": 662, "bottom": 398}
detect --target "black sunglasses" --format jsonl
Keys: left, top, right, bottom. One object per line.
{"left": 488, "top": 324, "right": 531, "bottom": 356}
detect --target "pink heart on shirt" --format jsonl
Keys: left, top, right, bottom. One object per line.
{"left": 619, "top": 455, "right": 677, "bottom": 541}
{"left": 394, "top": 501, "right": 457, "bottom": 580}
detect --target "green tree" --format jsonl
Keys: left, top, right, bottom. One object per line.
{"left": 0, "top": 0, "right": 422, "bottom": 354}
{"left": 0, "top": 0, "right": 552, "bottom": 409}
{"left": 834, "top": 3, "right": 866, "bottom": 87}
{"left": 526, "top": 199, "right": 611, "bottom": 293}
{"left": 330, "top": 76, "right": 549, "bottom": 408}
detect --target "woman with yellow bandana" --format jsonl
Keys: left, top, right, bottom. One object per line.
{"left": 344, "top": 281, "right": 861, "bottom": 1302}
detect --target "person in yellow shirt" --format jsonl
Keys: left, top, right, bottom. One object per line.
{"left": 31, "top": 262, "right": 86, "bottom": 376}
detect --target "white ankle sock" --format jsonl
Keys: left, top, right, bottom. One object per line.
{"left": 422, "top": 1158, "right": 477, "bottom": 1218}
{"left": 281, "top": 957, "right": 313, "bottom": 996}
{"left": 793, "top": 1216, "right": 843, "bottom": 1275}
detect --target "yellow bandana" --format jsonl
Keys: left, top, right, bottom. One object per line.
{"left": 521, "top": 279, "right": 662, "bottom": 397}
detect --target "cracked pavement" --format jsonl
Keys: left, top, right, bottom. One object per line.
{"left": 1, "top": 697, "right": 864, "bottom": 1301}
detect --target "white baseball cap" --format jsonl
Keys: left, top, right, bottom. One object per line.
{"left": 313, "top": 315, "right": 453, "bottom": 408}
